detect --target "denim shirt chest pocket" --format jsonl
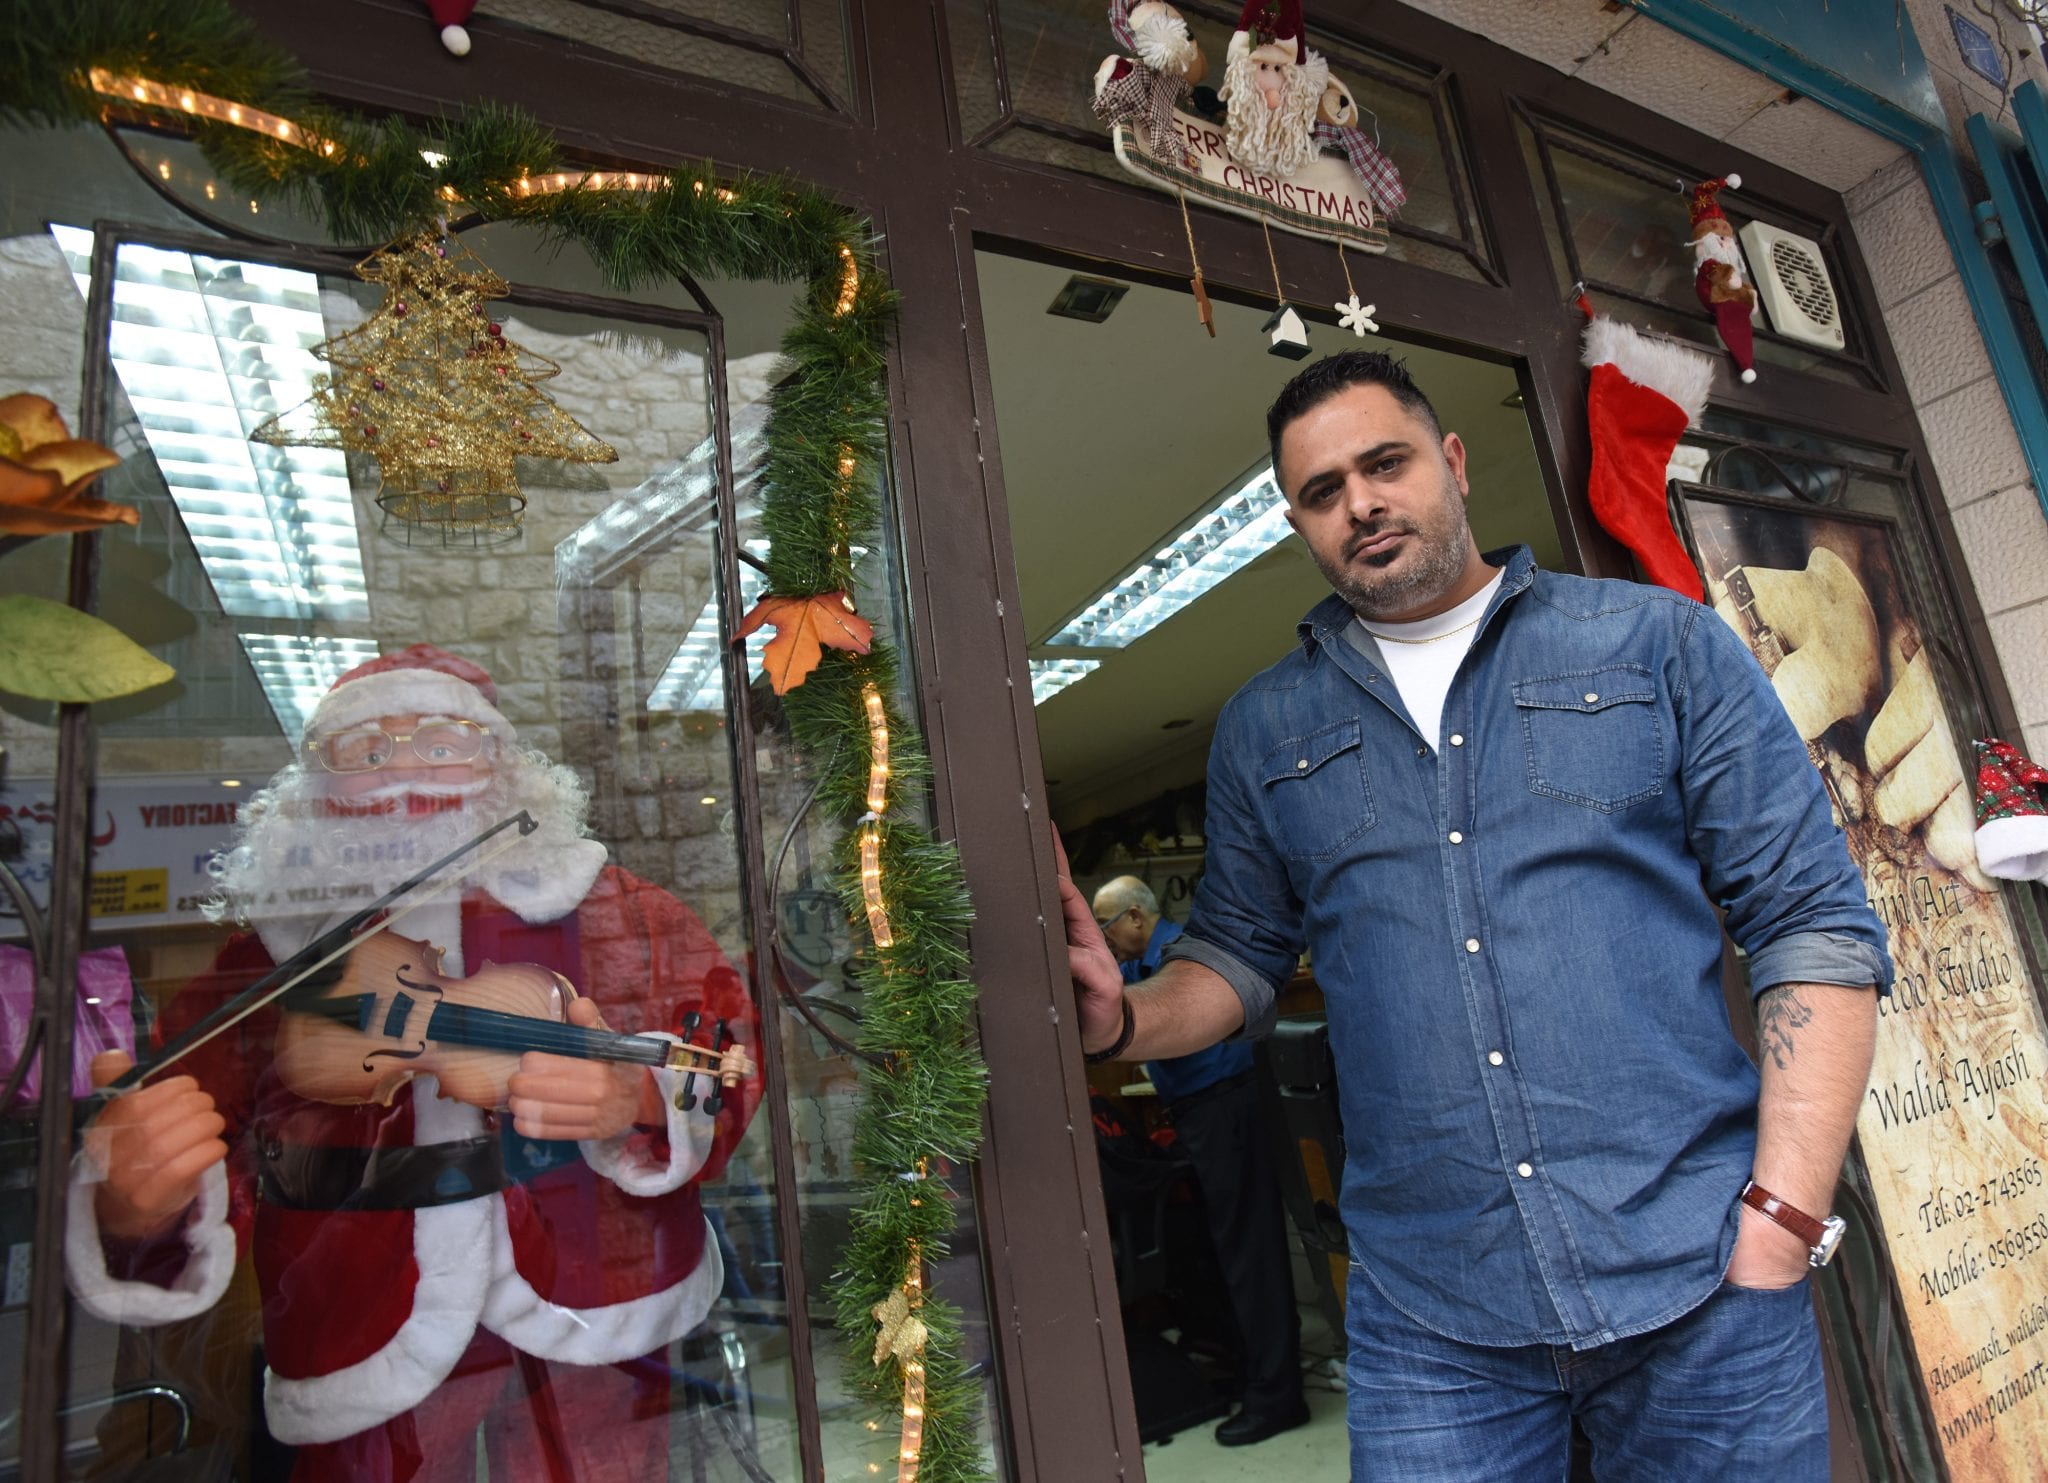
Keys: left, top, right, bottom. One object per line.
{"left": 1260, "top": 717, "right": 1377, "bottom": 861}
{"left": 1511, "top": 664, "right": 1665, "bottom": 812}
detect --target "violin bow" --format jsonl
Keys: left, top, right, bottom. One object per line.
{"left": 105, "top": 811, "right": 541, "bottom": 1094}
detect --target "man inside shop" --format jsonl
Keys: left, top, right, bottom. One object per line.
{"left": 69, "top": 644, "right": 759, "bottom": 1482}
{"left": 1058, "top": 351, "right": 1888, "bottom": 1477}
{"left": 1091, "top": 875, "right": 1306, "bottom": 1446}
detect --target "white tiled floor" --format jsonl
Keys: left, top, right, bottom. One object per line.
{"left": 1139, "top": 1384, "right": 1350, "bottom": 1483}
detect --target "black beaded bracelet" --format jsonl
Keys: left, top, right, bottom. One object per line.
{"left": 1084, "top": 997, "right": 1136, "bottom": 1064}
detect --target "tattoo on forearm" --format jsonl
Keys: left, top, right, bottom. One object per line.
{"left": 1756, "top": 985, "right": 1814, "bottom": 1072}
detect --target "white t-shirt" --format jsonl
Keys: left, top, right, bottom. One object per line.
{"left": 1347, "top": 570, "right": 1504, "bottom": 751}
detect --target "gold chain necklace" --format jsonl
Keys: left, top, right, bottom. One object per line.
{"left": 1362, "top": 613, "right": 1482, "bottom": 646}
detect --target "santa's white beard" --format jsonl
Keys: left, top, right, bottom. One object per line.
{"left": 1692, "top": 230, "right": 1745, "bottom": 286}
{"left": 208, "top": 748, "right": 597, "bottom": 952}
{"left": 1221, "top": 46, "right": 1328, "bottom": 179}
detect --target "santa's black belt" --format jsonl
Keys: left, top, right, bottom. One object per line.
{"left": 256, "top": 1135, "right": 508, "bottom": 1211}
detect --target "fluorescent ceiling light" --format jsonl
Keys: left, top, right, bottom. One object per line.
{"left": 1043, "top": 462, "right": 1291, "bottom": 649}
{"left": 237, "top": 633, "right": 381, "bottom": 743}
{"left": 1029, "top": 658, "right": 1101, "bottom": 705}
{"left": 52, "top": 226, "right": 369, "bottom": 622}
{"left": 646, "top": 563, "right": 767, "bottom": 714}
{"left": 555, "top": 400, "right": 770, "bottom": 587}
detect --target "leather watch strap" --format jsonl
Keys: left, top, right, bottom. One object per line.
{"left": 1741, "top": 1180, "right": 1828, "bottom": 1247}
{"left": 1084, "top": 997, "right": 1136, "bottom": 1064}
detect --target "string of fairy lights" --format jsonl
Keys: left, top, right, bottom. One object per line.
{"left": 72, "top": 56, "right": 941, "bottom": 1483}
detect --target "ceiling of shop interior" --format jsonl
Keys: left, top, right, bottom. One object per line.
{"left": 976, "top": 250, "right": 1561, "bottom": 830}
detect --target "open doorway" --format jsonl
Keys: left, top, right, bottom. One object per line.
{"left": 978, "top": 248, "right": 1556, "bottom": 1477}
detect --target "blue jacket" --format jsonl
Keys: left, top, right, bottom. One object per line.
{"left": 1164, "top": 546, "right": 1889, "bottom": 1349}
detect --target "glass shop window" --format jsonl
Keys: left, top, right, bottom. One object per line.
{"left": 469, "top": 0, "right": 857, "bottom": 113}
{"left": 0, "top": 123, "right": 999, "bottom": 1481}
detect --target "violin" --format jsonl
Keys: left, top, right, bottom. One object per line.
{"left": 273, "top": 932, "right": 754, "bottom": 1113}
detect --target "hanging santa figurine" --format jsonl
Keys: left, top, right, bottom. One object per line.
{"left": 1095, "top": 2, "right": 1206, "bottom": 168}
{"left": 1687, "top": 174, "right": 1758, "bottom": 384}
{"left": 1220, "top": 0, "right": 1329, "bottom": 181}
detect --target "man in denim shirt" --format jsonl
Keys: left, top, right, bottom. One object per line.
{"left": 1060, "top": 352, "right": 1889, "bottom": 1478}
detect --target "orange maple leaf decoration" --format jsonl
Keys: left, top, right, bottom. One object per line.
{"left": 0, "top": 394, "right": 134, "bottom": 536}
{"left": 735, "top": 589, "right": 875, "bottom": 694}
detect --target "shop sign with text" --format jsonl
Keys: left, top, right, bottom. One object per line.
{"left": 1685, "top": 488, "right": 2048, "bottom": 1479}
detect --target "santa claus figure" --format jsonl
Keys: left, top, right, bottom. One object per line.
{"left": 1689, "top": 174, "right": 1759, "bottom": 384}
{"left": 1220, "top": 0, "right": 1329, "bottom": 180}
{"left": 69, "top": 644, "right": 760, "bottom": 1480}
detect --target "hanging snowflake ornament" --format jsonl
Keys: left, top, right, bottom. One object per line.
{"left": 1335, "top": 293, "right": 1378, "bottom": 336}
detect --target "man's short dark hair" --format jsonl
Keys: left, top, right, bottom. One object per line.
{"left": 1265, "top": 351, "right": 1443, "bottom": 493}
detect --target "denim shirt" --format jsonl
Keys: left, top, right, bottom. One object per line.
{"left": 1164, "top": 546, "right": 1890, "bottom": 1350}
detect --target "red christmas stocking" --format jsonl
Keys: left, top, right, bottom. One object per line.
{"left": 1580, "top": 316, "right": 1715, "bottom": 601}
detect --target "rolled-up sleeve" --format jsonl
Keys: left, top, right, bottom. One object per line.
{"left": 1676, "top": 604, "right": 1892, "bottom": 997}
{"left": 1166, "top": 695, "right": 1307, "bottom": 1039}
{"left": 1747, "top": 929, "right": 1892, "bottom": 996}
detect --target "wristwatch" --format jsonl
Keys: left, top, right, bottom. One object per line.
{"left": 1741, "top": 1180, "right": 1847, "bottom": 1268}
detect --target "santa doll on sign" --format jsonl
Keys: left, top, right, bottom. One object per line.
{"left": 1220, "top": 0, "right": 1329, "bottom": 180}
{"left": 68, "top": 644, "right": 761, "bottom": 1481}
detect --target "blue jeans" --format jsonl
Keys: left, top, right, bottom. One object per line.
{"left": 1344, "top": 1264, "right": 1827, "bottom": 1480}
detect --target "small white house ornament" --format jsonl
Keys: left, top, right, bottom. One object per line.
{"left": 1264, "top": 304, "right": 1311, "bottom": 359}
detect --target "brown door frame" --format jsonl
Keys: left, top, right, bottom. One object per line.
{"left": 216, "top": 6, "right": 2028, "bottom": 1481}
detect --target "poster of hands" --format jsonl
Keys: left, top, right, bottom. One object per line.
{"left": 1683, "top": 487, "right": 2048, "bottom": 1478}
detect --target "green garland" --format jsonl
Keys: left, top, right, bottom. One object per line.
{"left": 1, "top": 2, "right": 990, "bottom": 1476}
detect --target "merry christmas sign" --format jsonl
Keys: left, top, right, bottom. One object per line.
{"left": 1112, "top": 111, "right": 1389, "bottom": 248}
{"left": 1092, "top": 1, "right": 1399, "bottom": 251}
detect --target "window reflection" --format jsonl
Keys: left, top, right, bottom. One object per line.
{"left": 0, "top": 219, "right": 997, "bottom": 1480}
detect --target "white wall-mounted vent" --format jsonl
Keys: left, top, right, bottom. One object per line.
{"left": 1737, "top": 221, "right": 1845, "bottom": 352}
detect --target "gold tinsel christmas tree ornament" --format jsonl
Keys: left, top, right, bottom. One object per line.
{"left": 252, "top": 231, "right": 616, "bottom": 539}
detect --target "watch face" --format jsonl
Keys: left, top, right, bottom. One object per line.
{"left": 1810, "top": 1215, "right": 1848, "bottom": 1268}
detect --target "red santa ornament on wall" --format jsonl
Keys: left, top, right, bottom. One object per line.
{"left": 69, "top": 644, "right": 760, "bottom": 1480}
{"left": 1688, "top": 174, "right": 1759, "bottom": 384}
{"left": 1220, "top": 0, "right": 1330, "bottom": 181}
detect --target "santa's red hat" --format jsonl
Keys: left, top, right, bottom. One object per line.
{"left": 1232, "top": 0, "right": 1307, "bottom": 64}
{"left": 423, "top": 0, "right": 475, "bottom": 55}
{"left": 1687, "top": 174, "right": 1741, "bottom": 235}
{"left": 1974, "top": 738, "right": 2048, "bottom": 882}
{"left": 307, "top": 643, "right": 514, "bottom": 745}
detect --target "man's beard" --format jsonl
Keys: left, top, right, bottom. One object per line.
{"left": 1222, "top": 49, "right": 1328, "bottom": 178}
{"left": 208, "top": 747, "right": 594, "bottom": 934}
{"left": 1305, "top": 463, "right": 1475, "bottom": 621}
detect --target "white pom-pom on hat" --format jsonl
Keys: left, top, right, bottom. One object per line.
{"left": 1724, "top": 172, "right": 1741, "bottom": 189}
{"left": 441, "top": 23, "right": 471, "bottom": 54}
{"left": 1740, "top": 368, "right": 1757, "bottom": 383}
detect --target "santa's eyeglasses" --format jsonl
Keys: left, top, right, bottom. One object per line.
{"left": 306, "top": 720, "right": 492, "bottom": 774}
